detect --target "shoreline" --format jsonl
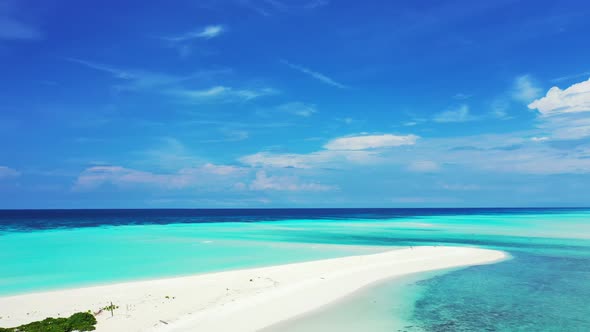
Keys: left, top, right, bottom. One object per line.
{"left": 0, "top": 241, "right": 393, "bottom": 298}
{"left": 261, "top": 267, "right": 446, "bottom": 332}
{"left": 0, "top": 246, "right": 507, "bottom": 332}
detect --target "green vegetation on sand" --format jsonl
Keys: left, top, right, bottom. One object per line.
{"left": 0, "top": 312, "right": 97, "bottom": 332}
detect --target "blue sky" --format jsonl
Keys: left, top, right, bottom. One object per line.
{"left": 1, "top": 0, "right": 590, "bottom": 208}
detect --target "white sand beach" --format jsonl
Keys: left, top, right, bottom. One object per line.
{"left": 0, "top": 246, "right": 506, "bottom": 332}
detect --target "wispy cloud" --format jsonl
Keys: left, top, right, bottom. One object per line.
{"left": 324, "top": 134, "right": 418, "bottom": 150}
{"left": 304, "top": 0, "right": 330, "bottom": 9}
{"left": 433, "top": 105, "right": 474, "bottom": 123}
{"left": 66, "top": 58, "right": 133, "bottom": 79}
{"left": 240, "top": 151, "right": 327, "bottom": 169}
{"left": 138, "top": 137, "right": 203, "bottom": 170}
{"left": 246, "top": 171, "right": 334, "bottom": 192}
{"left": 512, "top": 75, "right": 542, "bottom": 103}
{"left": 238, "top": 0, "right": 288, "bottom": 16}
{"left": 0, "top": 17, "right": 41, "bottom": 40}
{"left": 73, "top": 163, "right": 334, "bottom": 194}
{"left": 240, "top": 149, "right": 382, "bottom": 169}
{"left": 238, "top": 0, "right": 327, "bottom": 15}
{"left": 0, "top": 166, "right": 20, "bottom": 178}
{"left": 243, "top": 130, "right": 590, "bottom": 175}
{"left": 174, "top": 85, "right": 278, "bottom": 102}
{"left": 277, "top": 102, "right": 318, "bottom": 117}
{"left": 530, "top": 136, "right": 550, "bottom": 142}
{"left": 453, "top": 93, "right": 472, "bottom": 100}
{"left": 407, "top": 161, "right": 440, "bottom": 172}
{"left": 73, "top": 164, "right": 246, "bottom": 191}
{"left": 68, "top": 57, "right": 269, "bottom": 106}
{"left": 66, "top": 57, "right": 230, "bottom": 91}
{"left": 490, "top": 98, "right": 512, "bottom": 120}
{"left": 281, "top": 60, "right": 348, "bottom": 89}
{"left": 240, "top": 133, "right": 418, "bottom": 169}
{"left": 551, "top": 71, "right": 590, "bottom": 83}
{"left": 198, "top": 129, "right": 250, "bottom": 143}
{"left": 161, "top": 25, "right": 225, "bottom": 42}
{"left": 157, "top": 25, "right": 225, "bottom": 57}
{"left": 536, "top": 114, "right": 590, "bottom": 140}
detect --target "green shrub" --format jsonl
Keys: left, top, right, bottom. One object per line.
{"left": 101, "top": 304, "right": 119, "bottom": 312}
{"left": 0, "top": 312, "right": 97, "bottom": 332}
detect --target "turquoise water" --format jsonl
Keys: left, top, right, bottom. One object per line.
{"left": 263, "top": 212, "right": 590, "bottom": 331}
{"left": 413, "top": 252, "right": 590, "bottom": 331}
{"left": 0, "top": 223, "right": 388, "bottom": 295}
{"left": 262, "top": 271, "right": 441, "bottom": 332}
{"left": 1, "top": 209, "right": 590, "bottom": 330}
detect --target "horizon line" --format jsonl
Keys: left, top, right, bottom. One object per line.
{"left": 0, "top": 207, "right": 588, "bottom": 211}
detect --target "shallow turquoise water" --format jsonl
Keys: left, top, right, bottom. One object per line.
{"left": 262, "top": 271, "right": 441, "bottom": 332}
{"left": 263, "top": 212, "right": 590, "bottom": 332}
{"left": 0, "top": 223, "right": 387, "bottom": 295}
{"left": 1, "top": 209, "right": 590, "bottom": 331}
{"left": 412, "top": 252, "right": 590, "bottom": 331}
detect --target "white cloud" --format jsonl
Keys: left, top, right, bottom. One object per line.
{"left": 277, "top": 102, "right": 317, "bottom": 117}
{"left": 196, "top": 25, "right": 225, "bottom": 39}
{"left": 0, "top": 166, "right": 20, "bottom": 178}
{"left": 0, "top": 17, "right": 41, "bottom": 40}
{"left": 177, "top": 85, "right": 278, "bottom": 102}
{"left": 536, "top": 113, "right": 590, "bottom": 140}
{"left": 281, "top": 60, "right": 348, "bottom": 89}
{"left": 479, "top": 150, "right": 590, "bottom": 174}
{"left": 528, "top": 77, "right": 590, "bottom": 116}
{"left": 200, "top": 163, "right": 243, "bottom": 175}
{"left": 66, "top": 58, "right": 130, "bottom": 78}
{"left": 190, "top": 86, "right": 228, "bottom": 98}
{"left": 163, "top": 25, "right": 225, "bottom": 42}
{"left": 74, "top": 166, "right": 161, "bottom": 191}
{"left": 73, "top": 164, "right": 245, "bottom": 191}
{"left": 249, "top": 171, "right": 334, "bottom": 191}
{"left": 158, "top": 25, "right": 224, "bottom": 57}
{"left": 240, "top": 133, "right": 417, "bottom": 169}
{"left": 434, "top": 133, "right": 590, "bottom": 174}
{"left": 239, "top": 127, "right": 590, "bottom": 176}
{"left": 408, "top": 161, "right": 440, "bottom": 172}
{"left": 433, "top": 105, "right": 473, "bottom": 123}
{"left": 66, "top": 58, "right": 228, "bottom": 91}
{"left": 240, "top": 149, "right": 382, "bottom": 169}
{"left": 528, "top": 78, "right": 590, "bottom": 140}
{"left": 240, "top": 151, "right": 323, "bottom": 169}
{"left": 324, "top": 134, "right": 418, "bottom": 150}
{"left": 512, "top": 75, "right": 541, "bottom": 103}
{"left": 551, "top": 71, "right": 590, "bottom": 83}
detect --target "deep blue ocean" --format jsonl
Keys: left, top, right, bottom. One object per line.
{"left": 2, "top": 208, "right": 583, "bottom": 231}
{"left": 1, "top": 208, "right": 590, "bottom": 331}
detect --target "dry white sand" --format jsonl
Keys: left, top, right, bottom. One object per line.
{"left": 0, "top": 246, "right": 506, "bottom": 332}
